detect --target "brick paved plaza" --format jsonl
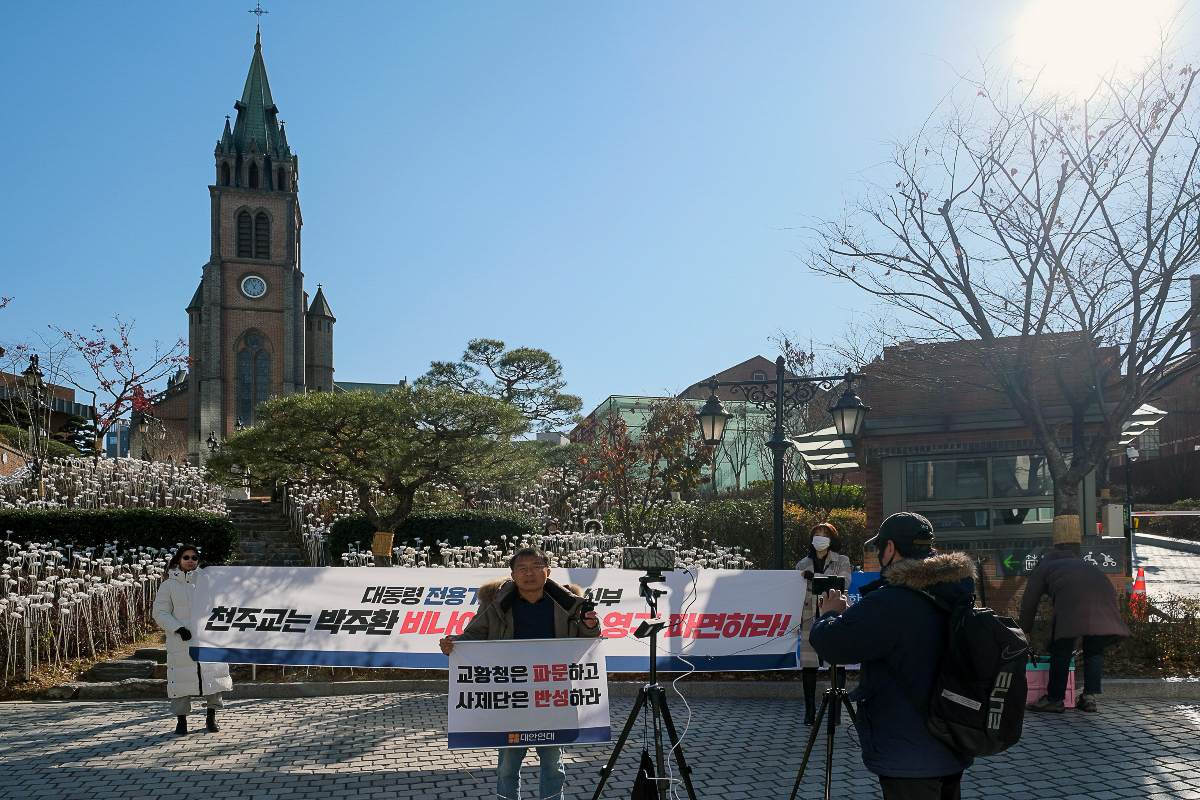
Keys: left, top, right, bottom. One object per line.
{"left": 1, "top": 693, "right": 1197, "bottom": 799}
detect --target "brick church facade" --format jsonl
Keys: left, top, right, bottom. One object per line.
{"left": 152, "top": 33, "right": 334, "bottom": 465}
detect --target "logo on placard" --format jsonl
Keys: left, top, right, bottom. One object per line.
{"left": 508, "top": 733, "right": 521, "bottom": 744}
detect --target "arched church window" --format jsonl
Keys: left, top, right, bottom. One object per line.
{"left": 248, "top": 162, "right": 260, "bottom": 189}
{"left": 237, "top": 333, "right": 271, "bottom": 425}
{"left": 221, "top": 163, "right": 231, "bottom": 186}
{"left": 254, "top": 212, "right": 270, "bottom": 259}
{"left": 277, "top": 167, "right": 287, "bottom": 190}
{"left": 237, "top": 211, "right": 253, "bottom": 258}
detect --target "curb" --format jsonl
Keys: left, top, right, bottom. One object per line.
{"left": 33, "top": 677, "right": 1200, "bottom": 702}
{"left": 1135, "top": 533, "right": 1200, "bottom": 555}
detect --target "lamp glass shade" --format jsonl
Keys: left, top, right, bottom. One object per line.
{"left": 829, "top": 387, "right": 870, "bottom": 438}
{"left": 1126, "top": 446, "right": 1139, "bottom": 462}
{"left": 696, "top": 394, "right": 732, "bottom": 445}
{"left": 136, "top": 419, "right": 149, "bottom": 434}
{"left": 21, "top": 364, "right": 42, "bottom": 390}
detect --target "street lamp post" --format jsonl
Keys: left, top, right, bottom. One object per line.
{"left": 21, "top": 355, "right": 47, "bottom": 486}
{"left": 1124, "top": 445, "right": 1139, "bottom": 578}
{"left": 136, "top": 412, "right": 166, "bottom": 460}
{"left": 695, "top": 356, "right": 869, "bottom": 569}
{"left": 1125, "top": 445, "right": 1139, "bottom": 534}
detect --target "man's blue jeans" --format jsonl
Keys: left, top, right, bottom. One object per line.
{"left": 497, "top": 746, "right": 565, "bottom": 800}
{"left": 1047, "top": 635, "right": 1107, "bottom": 700}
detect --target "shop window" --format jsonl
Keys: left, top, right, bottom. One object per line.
{"left": 1139, "top": 428, "right": 1160, "bottom": 458}
{"left": 992, "top": 455, "right": 1052, "bottom": 497}
{"left": 922, "top": 509, "right": 990, "bottom": 531}
{"left": 906, "top": 458, "right": 988, "bottom": 503}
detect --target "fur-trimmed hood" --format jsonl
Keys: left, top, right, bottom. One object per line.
{"left": 884, "top": 552, "right": 976, "bottom": 591}
{"left": 477, "top": 577, "right": 584, "bottom": 609}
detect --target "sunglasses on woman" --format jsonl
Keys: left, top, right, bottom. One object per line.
{"left": 181, "top": 555, "right": 199, "bottom": 562}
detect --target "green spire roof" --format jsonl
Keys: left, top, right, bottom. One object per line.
{"left": 187, "top": 280, "right": 203, "bottom": 311}
{"left": 307, "top": 284, "right": 335, "bottom": 320}
{"left": 228, "top": 32, "right": 289, "bottom": 158}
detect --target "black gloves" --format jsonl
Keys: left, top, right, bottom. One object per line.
{"left": 176, "top": 627, "right": 192, "bottom": 641}
{"left": 802, "top": 570, "right": 814, "bottom": 580}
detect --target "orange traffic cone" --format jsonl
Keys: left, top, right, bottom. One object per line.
{"left": 1130, "top": 568, "right": 1148, "bottom": 620}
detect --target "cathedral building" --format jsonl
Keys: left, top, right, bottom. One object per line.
{"left": 152, "top": 32, "right": 334, "bottom": 464}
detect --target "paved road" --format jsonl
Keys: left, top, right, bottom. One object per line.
{"left": 1, "top": 693, "right": 1197, "bottom": 799}
{"left": 1136, "top": 543, "right": 1200, "bottom": 600}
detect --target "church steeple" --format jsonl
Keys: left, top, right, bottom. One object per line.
{"left": 232, "top": 31, "right": 286, "bottom": 158}
{"left": 214, "top": 33, "right": 296, "bottom": 191}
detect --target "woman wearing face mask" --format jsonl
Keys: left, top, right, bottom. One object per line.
{"left": 795, "top": 523, "right": 853, "bottom": 725}
{"left": 152, "top": 544, "right": 233, "bottom": 735}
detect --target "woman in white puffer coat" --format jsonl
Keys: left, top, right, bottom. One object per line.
{"left": 152, "top": 544, "right": 233, "bottom": 735}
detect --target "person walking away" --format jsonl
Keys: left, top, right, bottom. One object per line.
{"left": 1020, "top": 538, "right": 1131, "bottom": 713}
{"left": 439, "top": 547, "right": 600, "bottom": 800}
{"left": 152, "top": 544, "right": 233, "bottom": 735}
{"left": 811, "top": 512, "right": 976, "bottom": 800}
{"left": 795, "top": 522, "right": 853, "bottom": 725}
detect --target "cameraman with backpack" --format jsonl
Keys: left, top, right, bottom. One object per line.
{"left": 810, "top": 512, "right": 977, "bottom": 800}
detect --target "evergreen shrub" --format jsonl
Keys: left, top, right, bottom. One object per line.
{"left": 604, "top": 499, "right": 869, "bottom": 569}
{"left": 0, "top": 509, "right": 238, "bottom": 563}
{"left": 329, "top": 510, "right": 540, "bottom": 559}
{"left": 0, "top": 425, "right": 79, "bottom": 459}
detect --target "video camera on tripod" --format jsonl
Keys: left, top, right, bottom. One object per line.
{"left": 620, "top": 544, "right": 676, "bottom": 574}
{"left": 590, "top": 543, "right": 698, "bottom": 800}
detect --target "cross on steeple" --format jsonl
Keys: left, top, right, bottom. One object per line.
{"left": 249, "top": 3, "right": 268, "bottom": 33}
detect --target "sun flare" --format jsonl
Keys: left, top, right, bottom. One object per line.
{"left": 1013, "top": 0, "right": 1178, "bottom": 95}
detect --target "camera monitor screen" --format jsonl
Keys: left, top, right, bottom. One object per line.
{"left": 811, "top": 575, "right": 846, "bottom": 595}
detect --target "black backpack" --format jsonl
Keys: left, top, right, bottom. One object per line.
{"left": 888, "top": 589, "right": 1028, "bottom": 757}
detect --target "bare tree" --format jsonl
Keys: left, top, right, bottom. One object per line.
{"left": 54, "top": 316, "right": 188, "bottom": 455}
{"left": 807, "top": 49, "right": 1200, "bottom": 529}
{"left": 717, "top": 403, "right": 756, "bottom": 490}
{"left": 0, "top": 334, "right": 74, "bottom": 474}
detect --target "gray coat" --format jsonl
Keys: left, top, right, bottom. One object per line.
{"left": 795, "top": 551, "right": 853, "bottom": 668}
{"left": 1018, "top": 549, "right": 1131, "bottom": 641}
{"left": 152, "top": 569, "right": 233, "bottom": 699}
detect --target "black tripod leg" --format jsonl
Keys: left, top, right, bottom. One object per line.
{"left": 838, "top": 691, "right": 857, "bottom": 726}
{"left": 653, "top": 687, "right": 699, "bottom": 800}
{"left": 590, "top": 688, "right": 648, "bottom": 800}
{"left": 822, "top": 690, "right": 859, "bottom": 800}
{"left": 788, "top": 691, "right": 831, "bottom": 800}
{"left": 823, "top": 697, "right": 836, "bottom": 800}
{"left": 650, "top": 689, "right": 667, "bottom": 800}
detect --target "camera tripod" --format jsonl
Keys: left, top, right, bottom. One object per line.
{"left": 590, "top": 573, "right": 698, "bottom": 800}
{"left": 788, "top": 665, "right": 857, "bottom": 800}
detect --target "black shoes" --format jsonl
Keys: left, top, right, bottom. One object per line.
{"left": 206, "top": 708, "right": 220, "bottom": 732}
{"left": 175, "top": 715, "right": 188, "bottom": 735}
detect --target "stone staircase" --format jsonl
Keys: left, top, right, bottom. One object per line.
{"left": 47, "top": 646, "right": 169, "bottom": 700}
{"left": 227, "top": 498, "right": 307, "bottom": 566}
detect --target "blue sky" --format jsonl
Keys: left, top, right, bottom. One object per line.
{"left": 1, "top": 1, "right": 1190, "bottom": 419}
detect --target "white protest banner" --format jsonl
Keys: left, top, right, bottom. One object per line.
{"left": 448, "top": 638, "right": 610, "bottom": 749}
{"left": 190, "top": 567, "right": 801, "bottom": 671}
